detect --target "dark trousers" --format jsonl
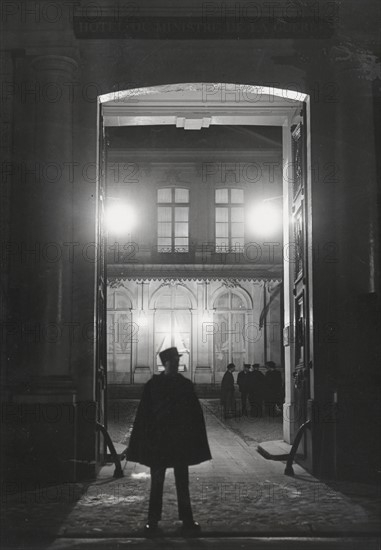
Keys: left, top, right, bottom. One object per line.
{"left": 221, "top": 389, "right": 235, "bottom": 418}
{"left": 240, "top": 390, "right": 249, "bottom": 414}
{"left": 148, "top": 464, "right": 193, "bottom": 523}
{"left": 265, "top": 401, "right": 282, "bottom": 416}
{"left": 248, "top": 394, "right": 263, "bottom": 417}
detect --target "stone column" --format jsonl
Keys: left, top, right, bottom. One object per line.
{"left": 1, "top": 51, "right": 14, "bottom": 397}
{"left": 18, "top": 54, "right": 78, "bottom": 385}
{"left": 5, "top": 54, "right": 81, "bottom": 484}
{"left": 195, "top": 281, "right": 213, "bottom": 383}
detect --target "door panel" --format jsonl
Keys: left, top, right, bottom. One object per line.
{"left": 95, "top": 111, "right": 107, "bottom": 463}
{"left": 291, "top": 107, "right": 312, "bottom": 463}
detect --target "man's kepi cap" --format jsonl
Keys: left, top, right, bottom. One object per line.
{"left": 159, "top": 347, "right": 182, "bottom": 365}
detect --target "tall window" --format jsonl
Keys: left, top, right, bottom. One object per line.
{"left": 154, "top": 285, "right": 191, "bottom": 374}
{"left": 157, "top": 188, "right": 189, "bottom": 252}
{"left": 215, "top": 188, "right": 244, "bottom": 252}
{"left": 213, "top": 290, "right": 248, "bottom": 372}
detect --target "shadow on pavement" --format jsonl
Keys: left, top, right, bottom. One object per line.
{"left": 1, "top": 481, "right": 91, "bottom": 549}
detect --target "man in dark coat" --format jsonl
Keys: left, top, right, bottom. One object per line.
{"left": 220, "top": 363, "right": 236, "bottom": 418}
{"left": 237, "top": 364, "right": 251, "bottom": 416}
{"left": 248, "top": 363, "right": 265, "bottom": 417}
{"left": 264, "top": 360, "right": 284, "bottom": 416}
{"left": 127, "top": 347, "right": 211, "bottom": 536}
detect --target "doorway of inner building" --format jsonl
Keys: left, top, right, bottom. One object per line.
{"left": 95, "top": 83, "right": 314, "bottom": 471}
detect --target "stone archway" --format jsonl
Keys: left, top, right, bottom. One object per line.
{"left": 96, "top": 82, "right": 313, "bottom": 451}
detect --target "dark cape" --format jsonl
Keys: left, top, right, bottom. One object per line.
{"left": 264, "top": 369, "right": 283, "bottom": 404}
{"left": 248, "top": 370, "right": 265, "bottom": 398}
{"left": 220, "top": 370, "right": 235, "bottom": 403}
{"left": 126, "top": 373, "right": 212, "bottom": 468}
{"left": 220, "top": 370, "right": 234, "bottom": 393}
{"left": 237, "top": 370, "right": 251, "bottom": 392}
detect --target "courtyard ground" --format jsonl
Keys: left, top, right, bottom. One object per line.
{"left": 1, "top": 399, "right": 379, "bottom": 549}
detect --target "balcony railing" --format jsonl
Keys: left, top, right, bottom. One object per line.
{"left": 106, "top": 242, "right": 283, "bottom": 267}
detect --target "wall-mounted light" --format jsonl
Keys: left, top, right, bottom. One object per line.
{"left": 247, "top": 196, "right": 282, "bottom": 237}
{"left": 105, "top": 202, "right": 136, "bottom": 235}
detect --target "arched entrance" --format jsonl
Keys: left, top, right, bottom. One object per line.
{"left": 95, "top": 83, "right": 314, "bottom": 470}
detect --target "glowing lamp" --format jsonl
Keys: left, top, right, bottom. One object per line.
{"left": 247, "top": 201, "right": 282, "bottom": 237}
{"left": 105, "top": 203, "right": 136, "bottom": 235}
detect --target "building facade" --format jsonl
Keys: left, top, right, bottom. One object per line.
{"left": 1, "top": 0, "right": 380, "bottom": 484}
{"left": 105, "top": 139, "right": 283, "bottom": 386}
{"left": 107, "top": 278, "right": 282, "bottom": 385}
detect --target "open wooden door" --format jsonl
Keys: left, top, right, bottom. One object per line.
{"left": 95, "top": 107, "right": 108, "bottom": 465}
{"left": 291, "top": 104, "right": 314, "bottom": 470}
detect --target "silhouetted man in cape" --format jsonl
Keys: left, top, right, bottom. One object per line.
{"left": 127, "top": 347, "right": 212, "bottom": 537}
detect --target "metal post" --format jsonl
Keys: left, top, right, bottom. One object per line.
{"left": 96, "top": 422, "right": 124, "bottom": 478}
{"left": 284, "top": 419, "right": 311, "bottom": 476}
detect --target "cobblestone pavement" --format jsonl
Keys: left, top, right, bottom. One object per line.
{"left": 2, "top": 400, "right": 380, "bottom": 549}
{"left": 107, "top": 399, "right": 284, "bottom": 449}
{"left": 44, "top": 536, "right": 381, "bottom": 550}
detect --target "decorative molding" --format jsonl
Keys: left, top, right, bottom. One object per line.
{"left": 108, "top": 274, "right": 282, "bottom": 286}
{"left": 107, "top": 149, "right": 282, "bottom": 163}
{"left": 222, "top": 279, "right": 240, "bottom": 288}
{"left": 108, "top": 263, "right": 282, "bottom": 277}
{"left": 148, "top": 280, "right": 197, "bottom": 309}
{"left": 211, "top": 283, "right": 253, "bottom": 309}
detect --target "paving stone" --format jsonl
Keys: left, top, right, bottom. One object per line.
{"left": 1, "top": 399, "right": 380, "bottom": 546}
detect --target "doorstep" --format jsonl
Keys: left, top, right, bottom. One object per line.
{"left": 257, "top": 439, "right": 293, "bottom": 460}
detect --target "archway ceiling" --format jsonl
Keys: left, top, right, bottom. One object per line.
{"left": 101, "top": 83, "right": 304, "bottom": 127}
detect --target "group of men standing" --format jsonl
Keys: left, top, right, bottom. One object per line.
{"left": 220, "top": 361, "right": 284, "bottom": 418}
